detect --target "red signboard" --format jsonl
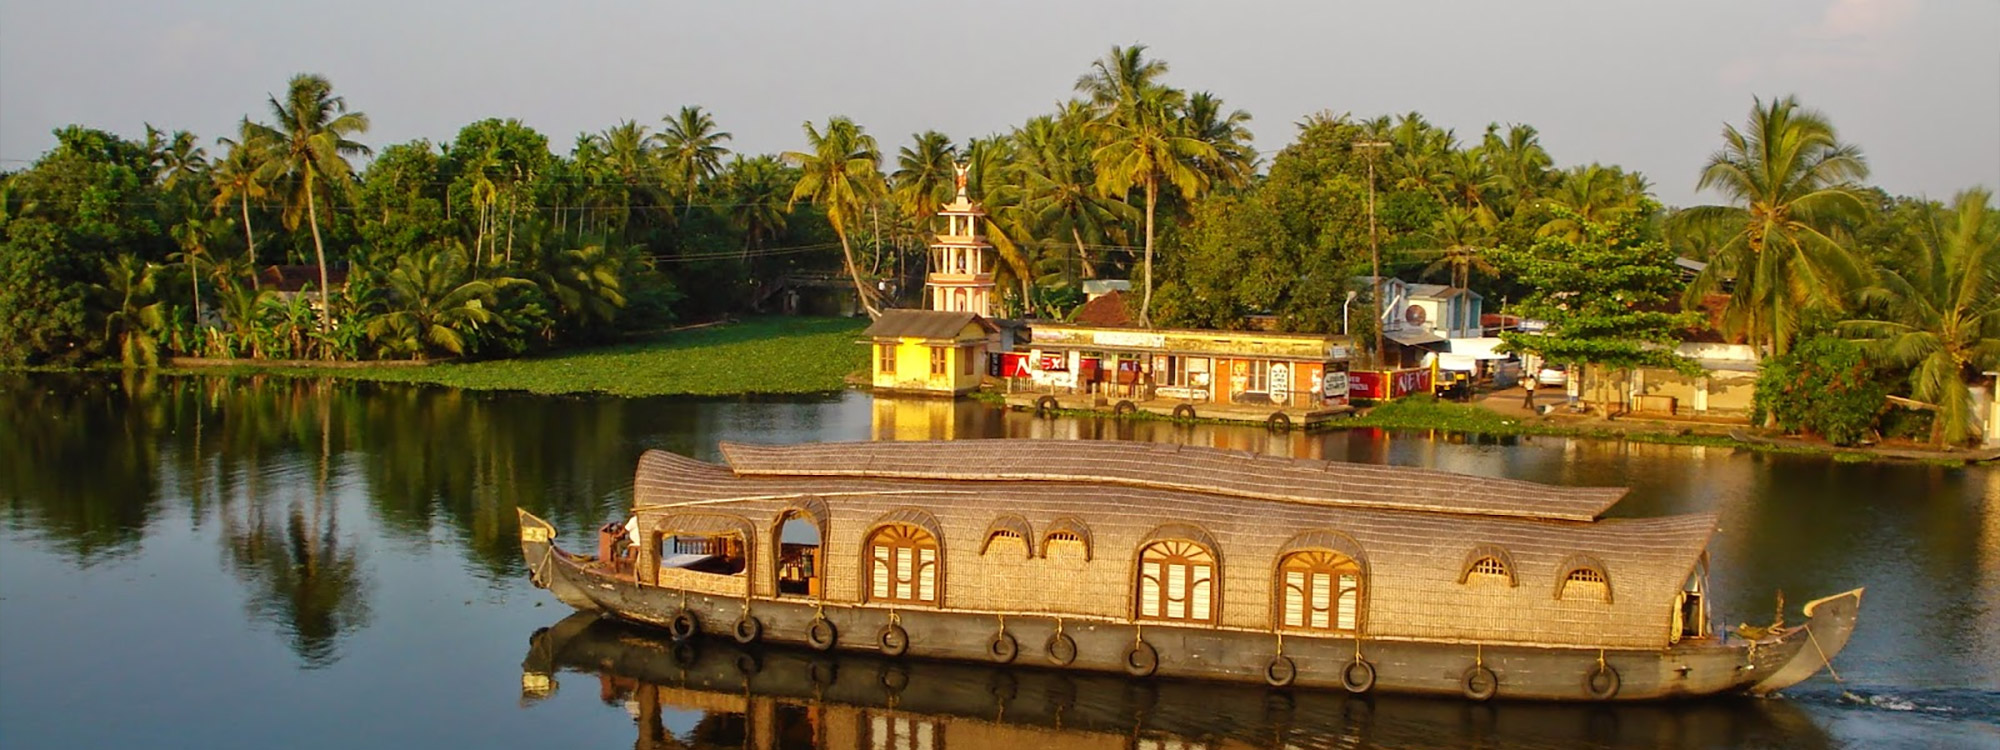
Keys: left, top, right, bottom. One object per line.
{"left": 1348, "top": 369, "right": 1431, "bottom": 399}
{"left": 1036, "top": 352, "right": 1068, "bottom": 372}
{"left": 1001, "top": 352, "right": 1032, "bottom": 378}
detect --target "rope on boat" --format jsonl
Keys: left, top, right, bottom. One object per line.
{"left": 1806, "top": 624, "right": 1866, "bottom": 703}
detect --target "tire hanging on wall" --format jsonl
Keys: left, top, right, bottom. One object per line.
{"left": 1462, "top": 664, "right": 1500, "bottom": 701}
{"left": 1113, "top": 400, "right": 1138, "bottom": 417}
{"left": 1035, "top": 396, "right": 1059, "bottom": 417}
{"left": 732, "top": 614, "right": 762, "bottom": 644}
{"left": 987, "top": 630, "right": 1019, "bottom": 664}
{"left": 1045, "top": 631, "right": 1078, "bottom": 666}
{"left": 1340, "top": 657, "right": 1377, "bottom": 693}
{"left": 667, "top": 609, "right": 701, "bottom": 642}
{"left": 806, "top": 617, "right": 838, "bottom": 651}
{"left": 1263, "top": 655, "right": 1297, "bottom": 687}
{"left": 877, "top": 622, "right": 910, "bottom": 657}
{"left": 1172, "top": 404, "right": 1196, "bottom": 420}
{"left": 1266, "top": 412, "right": 1293, "bottom": 432}
{"left": 1124, "top": 640, "right": 1160, "bottom": 677}
{"left": 1584, "top": 663, "right": 1621, "bottom": 700}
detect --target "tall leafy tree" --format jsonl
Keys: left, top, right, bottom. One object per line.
{"left": 1538, "top": 164, "right": 1649, "bottom": 243}
{"left": 785, "top": 116, "right": 887, "bottom": 318}
{"left": 1076, "top": 44, "right": 1217, "bottom": 326}
{"left": 1842, "top": 189, "right": 2000, "bottom": 446}
{"left": 1678, "top": 95, "right": 1869, "bottom": 356}
{"left": 212, "top": 120, "right": 274, "bottom": 274}
{"left": 657, "top": 106, "right": 732, "bottom": 220}
{"left": 1182, "top": 91, "right": 1256, "bottom": 190}
{"left": 891, "top": 130, "right": 958, "bottom": 226}
{"left": 1419, "top": 206, "right": 1497, "bottom": 289}
{"left": 1015, "top": 106, "right": 1132, "bottom": 281}
{"left": 251, "top": 74, "right": 371, "bottom": 340}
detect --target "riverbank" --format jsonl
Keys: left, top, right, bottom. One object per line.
{"left": 177, "top": 316, "right": 870, "bottom": 397}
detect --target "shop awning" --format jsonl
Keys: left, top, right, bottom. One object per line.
{"left": 1446, "top": 337, "right": 1514, "bottom": 360}
{"left": 1386, "top": 329, "right": 1448, "bottom": 347}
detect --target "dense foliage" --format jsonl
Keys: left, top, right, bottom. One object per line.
{"left": 0, "top": 49, "right": 1993, "bottom": 443}
{"left": 1752, "top": 335, "right": 1888, "bottom": 446}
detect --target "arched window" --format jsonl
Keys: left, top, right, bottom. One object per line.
{"left": 980, "top": 515, "right": 1034, "bottom": 558}
{"left": 1137, "top": 540, "right": 1216, "bottom": 623}
{"left": 1278, "top": 550, "right": 1363, "bottom": 633}
{"left": 1459, "top": 544, "right": 1518, "bottom": 587}
{"left": 867, "top": 523, "right": 939, "bottom": 605}
{"left": 1042, "top": 516, "right": 1093, "bottom": 562}
{"left": 1560, "top": 568, "right": 1609, "bottom": 601}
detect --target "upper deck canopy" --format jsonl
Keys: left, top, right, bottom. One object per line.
{"left": 719, "top": 440, "right": 1627, "bottom": 522}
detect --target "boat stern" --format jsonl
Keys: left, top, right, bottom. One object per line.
{"left": 1748, "top": 588, "right": 1865, "bottom": 695}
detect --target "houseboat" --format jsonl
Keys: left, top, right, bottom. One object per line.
{"left": 517, "top": 440, "right": 1862, "bottom": 702}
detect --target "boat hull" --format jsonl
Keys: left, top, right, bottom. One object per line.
{"left": 519, "top": 509, "right": 1842, "bottom": 702}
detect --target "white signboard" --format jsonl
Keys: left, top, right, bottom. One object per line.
{"left": 1269, "top": 362, "right": 1291, "bottom": 398}
{"left": 1323, "top": 371, "right": 1349, "bottom": 398}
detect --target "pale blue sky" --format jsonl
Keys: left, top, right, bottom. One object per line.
{"left": 2, "top": 0, "right": 1994, "bottom": 206}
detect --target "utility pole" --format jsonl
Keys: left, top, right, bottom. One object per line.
{"left": 1354, "top": 140, "right": 1390, "bottom": 366}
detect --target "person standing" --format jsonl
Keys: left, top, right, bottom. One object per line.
{"left": 1523, "top": 371, "right": 1539, "bottom": 409}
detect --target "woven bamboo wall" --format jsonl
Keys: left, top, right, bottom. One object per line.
{"left": 629, "top": 446, "right": 1712, "bottom": 650}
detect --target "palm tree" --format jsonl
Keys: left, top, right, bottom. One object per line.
{"left": 212, "top": 120, "right": 273, "bottom": 277}
{"left": 364, "top": 248, "right": 509, "bottom": 359}
{"left": 1016, "top": 106, "right": 1133, "bottom": 281}
{"left": 144, "top": 124, "right": 210, "bottom": 193}
{"left": 96, "top": 255, "right": 166, "bottom": 367}
{"left": 1538, "top": 165, "right": 1648, "bottom": 243}
{"left": 251, "top": 74, "right": 371, "bottom": 341}
{"left": 891, "top": 130, "right": 958, "bottom": 225}
{"left": 1181, "top": 91, "right": 1256, "bottom": 190}
{"left": 1076, "top": 44, "right": 1217, "bottom": 326}
{"left": 657, "top": 105, "right": 732, "bottom": 220}
{"left": 720, "top": 155, "right": 791, "bottom": 260}
{"left": 1479, "top": 123, "right": 1554, "bottom": 212}
{"left": 528, "top": 238, "right": 628, "bottom": 329}
{"left": 1420, "top": 206, "right": 1498, "bottom": 289}
{"left": 1679, "top": 95, "right": 1869, "bottom": 356}
{"left": 784, "top": 116, "right": 887, "bottom": 318}
{"left": 1842, "top": 189, "right": 2000, "bottom": 446}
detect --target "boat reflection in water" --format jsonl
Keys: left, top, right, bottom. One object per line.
{"left": 520, "top": 613, "right": 1833, "bottom": 750}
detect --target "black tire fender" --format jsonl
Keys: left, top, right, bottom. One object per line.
{"left": 1045, "top": 631, "right": 1078, "bottom": 666}
{"left": 806, "top": 617, "right": 838, "bottom": 651}
{"left": 1266, "top": 412, "right": 1293, "bottom": 432}
{"left": 667, "top": 609, "right": 700, "bottom": 642}
{"left": 1264, "top": 654, "right": 1297, "bottom": 687}
{"left": 1123, "top": 640, "right": 1160, "bottom": 677}
{"left": 987, "top": 630, "right": 1019, "bottom": 664}
{"left": 1172, "top": 404, "right": 1196, "bottom": 420}
{"left": 732, "top": 614, "right": 762, "bottom": 644}
{"left": 1035, "top": 395, "right": 1059, "bottom": 417}
{"left": 1341, "top": 657, "right": 1377, "bottom": 693}
{"left": 1463, "top": 664, "right": 1499, "bottom": 701}
{"left": 1584, "top": 663, "right": 1620, "bottom": 700}
{"left": 1113, "top": 400, "right": 1137, "bottom": 416}
{"left": 877, "top": 622, "right": 910, "bottom": 657}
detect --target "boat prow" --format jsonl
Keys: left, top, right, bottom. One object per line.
{"left": 1749, "top": 588, "right": 1865, "bottom": 695}
{"left": 517, "top": 508, "right": 602, "bottom": 614}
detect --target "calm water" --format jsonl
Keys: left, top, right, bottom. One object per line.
{"left": 1, "top": 373, "right": 1996, "bottom": 749}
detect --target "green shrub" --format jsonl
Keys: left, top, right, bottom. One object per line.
{"left": 1752, "top": 335, "right": 1885, "bottom": 446}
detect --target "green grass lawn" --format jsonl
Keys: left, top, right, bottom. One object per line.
{"left": 262, "top": 316, "right": 870, "bottom": 397}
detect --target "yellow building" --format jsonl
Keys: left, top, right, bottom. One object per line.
{"left": 865, "top": 309, "right": 995, "bottom": 395}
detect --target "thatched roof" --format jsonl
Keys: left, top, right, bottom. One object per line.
{"left": 863, "top": 310, "right": 994, "bottom": 340}
{"left": 719, "top": 440, "right": 1626, "bottom": 522}
{"left": 629, "top": 441, "right": 1716, "bottom": 650}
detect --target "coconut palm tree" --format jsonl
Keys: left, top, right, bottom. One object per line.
{"left": 212, "top": 120, "right": 274, "bottom": 276}
{"left": 1679, "top": 95, "right": 1869, "bottom": 356}
{"left": 250, "top": 74, "right": 371, "bottom": 341}
{"left": 364, "top": 248, "right": 509, "bottom": 359}
{"left": 784, "top": 116, "right": 887, "bottom": 318}
{"left": 1015, "top": 107, "right": 1133, "bottom": 281}
{"left": 96, "top": 255, "right": 167, "bottom": 367}
{"left": 1420, "top": 206, "right": 1499, "bottom": 289}
{"left": 658, "top": 105, "right": 732, "bottom": 220}
{"left": 1841, "top": 189, "right": 2000, "bottom": 446}
{"left": 1538, "top": 165, "right": 1648, "bottom": 243}
{"left": 891, "top": 130, "right": 958, "bottom": 225}
{"left": 1076, "top": 44, "right": 1216, "bottom": 326}
{"left": 1181, "top": 91, "right": 1256, "bottom": 190}
{"left": 719, "top": 155, "right": 791, "bottom": 260}
{"left": 1479, "top": 123, "right": 1555, "bottom": 212}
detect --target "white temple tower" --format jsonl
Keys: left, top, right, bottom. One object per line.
{"left": 927, "top": 164, "right": 996, "bottom": 317}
